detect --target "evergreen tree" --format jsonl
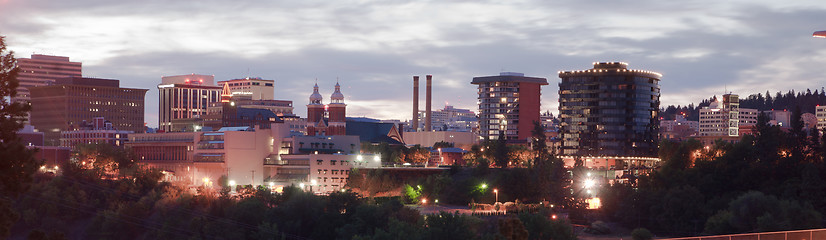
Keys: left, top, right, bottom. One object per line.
{"left": 492, "top": 131, "right": 510, "bottom": 168}
{"left": 0, "top": 35, "right": 38, "bottom": 238}
{"left": 0, "top": 36, "right": 37, "bottom": 196}
{"left": 530, "top": 120, "right": 549, "bottom": 168}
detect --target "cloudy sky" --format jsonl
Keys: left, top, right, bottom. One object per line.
{"left": 2, "top": 0, "right": 825, "bottom": 127}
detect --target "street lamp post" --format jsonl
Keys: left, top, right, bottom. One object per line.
{"left": 493, "top": 189, "right": 498, "bottom": 203}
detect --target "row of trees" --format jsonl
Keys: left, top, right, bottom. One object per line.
{"left": 601, "top": 111, "right": 826, "bottom": 236}
{"left": 10, "top": 162, "right": 579, "bottom": 239}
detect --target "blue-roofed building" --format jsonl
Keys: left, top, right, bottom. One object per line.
{"left": 346, "top": 117, "right": 405, "bottom": 145}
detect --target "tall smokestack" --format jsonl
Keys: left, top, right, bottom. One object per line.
{"left": 412, "top": 76, "right": 419, "bottom": 132}
{"left": 426, "top": 75, "right": 432, "bottom": 131}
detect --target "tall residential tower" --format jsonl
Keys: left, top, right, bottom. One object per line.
{"left": 471, "top": 72, "right": 548, "bottom": 141}
{"left": 558, "top": 62, "right": 661, "bottom": 166}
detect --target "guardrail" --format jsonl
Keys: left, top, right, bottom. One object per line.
{"left": 663, "top": 228, "right": 826, "bottom": 240}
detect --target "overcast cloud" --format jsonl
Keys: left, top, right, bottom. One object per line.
{"left": 2, "top": 0, "right": 825, "bottom": 127}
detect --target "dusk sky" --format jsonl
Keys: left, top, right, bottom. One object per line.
{"left": 2, "top": 0, "right": 825, "bottom": 128}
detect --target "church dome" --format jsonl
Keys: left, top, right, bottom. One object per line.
{"left": 309, "top": 83, "right": 323, "bottom": 104}
{"left": 330, "top": 82, "right": 345, "bottom": 103}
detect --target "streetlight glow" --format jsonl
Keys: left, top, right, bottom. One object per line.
{"left": 481, "top": 184, "right": 487, "bottom": 189}
{"left": 584, "top": 179, "right": 595, "bottom": 189}
{"left": 357, "top": 155, "right": 363, "bottom": 161}
{"left": 373, "top": 155, "right": 380, "bottom": 162}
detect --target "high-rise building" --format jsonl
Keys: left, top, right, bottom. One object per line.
{"left": 29, "top": 77, "right": 147, "bottom": 145}
{"left": 558, "top": 62, "right": 661, "bottom": 163}
{"left": 217, "top": 77, "right": 275, "bottom": 100}
{"left": 471, "top": 72, "right": 548, "bottom": 141}
{"left": 14, "top": 54, "right": 82, "bottom": 103}
{"left": 158, "top": 74, "right": 221, "bottom": 132}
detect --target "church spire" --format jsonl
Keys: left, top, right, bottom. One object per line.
{"left": 330, "top": 81, "right": 345, "bottom": 104}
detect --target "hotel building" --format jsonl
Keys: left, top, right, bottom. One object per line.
{"left": 158, "top": 74, "right": 222, "bottom": 132}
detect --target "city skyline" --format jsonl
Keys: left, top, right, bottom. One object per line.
{"left": 2, "top": 1, "right": 825, "bottom": 128}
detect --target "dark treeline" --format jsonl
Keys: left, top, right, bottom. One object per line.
{"left": 9, "top": 166, "right": 576, "bottom": 240}
{"left": 661, "top": 88, "right": 826, "bottom": 120}
{"left": 601, "top": 112, "right": 826, "bottom": 237}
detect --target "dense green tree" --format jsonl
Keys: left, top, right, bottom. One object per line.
{"left": 490, "top": 132, "right": 510, "bottom": 168}
{"left": 518, "top": 212, "right": 576, "bottom": 240}
{"left": 704, "top": 191, "right": 822, "bottom": 234}
{"left": 631, "top": 228, "right": 653, "bottom": 240}
{"left": 0, "top": 35, "right": 39, "bottom": 239}
{"left": 424, "top": 211, "right": 480, "bottom": 240}
{"left": 530, "top": 120, "right": 549, "bottom": 168}
{"left": 432, "top": 141, "right": 454, "bottom": 149}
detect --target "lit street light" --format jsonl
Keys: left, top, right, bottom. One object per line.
{"left": 493, "top": 189, "right": 499, "bottom": 203}
{"left": 584, "top": 179, "right": 595, "bottom": 189}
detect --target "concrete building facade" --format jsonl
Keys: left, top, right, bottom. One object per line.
{"left": 60, "top": 117, "right": 131, "bottom": 148}
{"left": 130, "top": 122, "right": 366, "bottom": 191}
{"left": 699, "top": 94, "right": 759, "bottom": 137}
{"left": 158, "top": 74, "right": 221, "bottom": 132}
{"left": 414, "top": 105, "right": 478, "bottom": 132}
{"left": 14, "top": 54, "right": 82, "bottom": 104}
{"left": 217, "top": 77, "right": 275, "bottom": 100}
{"left": 29, "top": 77, "right": 147, "bottom": 145}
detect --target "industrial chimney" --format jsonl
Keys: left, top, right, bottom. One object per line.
{"left": 412, "top": 76, "right": 419, "bottom": 132}
{"left": 425, "top": 75, "right": 432, "bottom": 131}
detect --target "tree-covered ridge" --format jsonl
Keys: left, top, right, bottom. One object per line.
{"left": 661, "top": 88, "right": 826, "bottom": 120}
{"left": 601, "top": 114, "right": 826, "bottom": 236}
